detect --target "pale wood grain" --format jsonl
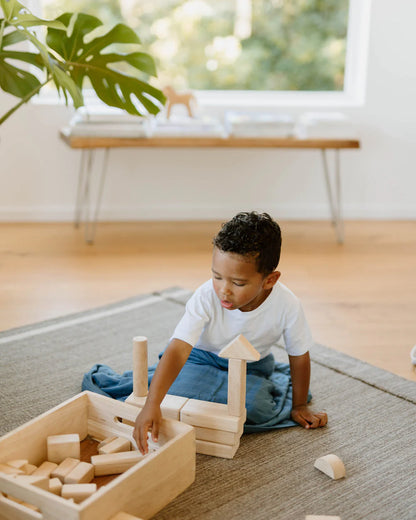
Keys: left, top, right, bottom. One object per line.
{"left": 0, "top": 221, "right": 415, "bottom": 380}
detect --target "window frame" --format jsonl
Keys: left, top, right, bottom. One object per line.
{"left": 31, "top": 0, "right": 371, "bottom": 111}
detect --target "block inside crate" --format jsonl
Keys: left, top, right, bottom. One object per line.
{"left": 0, "top": 391, "right": 195, "bottom": 520}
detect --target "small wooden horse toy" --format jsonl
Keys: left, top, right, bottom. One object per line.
{"left": 162, "top": 85, "right": 196, "bottom": 119}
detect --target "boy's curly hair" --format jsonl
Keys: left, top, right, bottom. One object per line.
{"left": 212, "top": 212, "right": 282, "bottom": 275}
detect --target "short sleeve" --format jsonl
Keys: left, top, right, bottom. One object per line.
{"left": 171, "top": 287, "right": 211, "bottom": 347}
{"left": 283, "top": 299, "right": 313, "bottom": 356}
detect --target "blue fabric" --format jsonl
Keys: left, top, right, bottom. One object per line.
{"left": 82, "top": 348, "right": 311, "bottom": 432}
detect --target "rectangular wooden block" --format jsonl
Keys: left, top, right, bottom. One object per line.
{"left": 195, "top": 439, "right": 240, "bottom": 459}
{"left": 49, "top": 477, "right": 63, "bottom": 495}
{"left": 180, "top": 399, "right": 246, "bottom": 433}
{"left": 126, "top": 393, "right": 189, "bottom": 420}
{"left": 61, "top": 483, "right": 97, "bottom": 503}
{"left": 32, "top": 461, "right": 58, "bottom": 478}
{"left": 194, "top": 425, "right": 243, "bottom": 445}
{"left": 91, "top": 451, "right": 145, "bottom": 476}
{"left": 64, "top": 461, "right": 94, "bottom": 484}
{"left": 51, "top": 457, "right": 80, "bottom": 482}
{"left": 98, "top": 437, "right": 131, "bottom": 455}
{"left": 47, "top": 433, "right": 80, "bottom": 463}
{"left": 111, "top": 512, "right": 145, "bottom": 520}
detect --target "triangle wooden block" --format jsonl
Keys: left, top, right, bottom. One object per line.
{"left": 218, "top": 334, "right": 260, "bottom": 361}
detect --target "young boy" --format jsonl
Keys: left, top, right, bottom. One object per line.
{"left": 133, "top": 212, "right": 327, "bottom": 453}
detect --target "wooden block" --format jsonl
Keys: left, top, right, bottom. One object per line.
{"left": 132, "top": 336, "right": 149, "bottom": 398}
{"left": 0, "top": 464, "right": 25, "bottom": 475}
{"left": 97, "top": 435, "right": 118, "bottom": 450}
{"left": 98, "top": 437, "right": 131, "bottom": 455}
{"left": 23, "top": 463, "right": 38, "bottom": 475}
{"left": 218, "top": 334, "right": 261, "bottom": 361}
{"left": 126, "top": 393, "right": 188, "bottom": 420}
{"left": 227, "top": 358, "right": 246, "bottom": 416}
{"left": 32, "top": 461, "right": 58, "bottom": 478}
{"left": 61, "top": 483, "right": 97, "bottom": 503}
{"left": 47, "top": 433, "right": 80, "bottom": 463}
{"left": 51, "top": 457, "right": 80, "bottom": 482}
{"left": 110, "top": 512, "right": 145, "bottom": 520}
{"left": 305, "top": 516, "right": 341, "bottom": 519}
{"left": 64, "top": 461, "right": 94, "bottom": 484}
{"left": 91, "top": 451, "right": 145, "bottom": 476}
{"left": 5, "top": 459, "right": 28, "bottom": 470}
{"left": 196, "top": 439, "right": 240, "bottom": 459}
{"left": 49, "top": 477, "right": 63, "bottom": 495}
{"left": 194, "top": 425, "right": 243, "bottom": 445}
{"left": 14, "top": 475, "right": 49, "bottom": 490}
{"left": 314, "top": 454, "right": 346, "bottom": 480}
{"left": 180, "top": 399, "right": 246, "bottom": 433}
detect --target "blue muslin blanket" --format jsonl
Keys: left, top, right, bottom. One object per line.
{"left": 82, "top": 348, "right": 310, "bottom": 432}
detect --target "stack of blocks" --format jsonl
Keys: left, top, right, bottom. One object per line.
{"left": 125, "top": 334, "right": 261, "bottom": 459}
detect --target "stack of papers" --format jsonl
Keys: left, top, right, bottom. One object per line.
{"left": 151, "top": 116, "right": 227, "bottom": 138}
{"left": 294, "top": 112, "right": 358, "bottom": 139}
{"left": 225, "top": 111, "right": 295, "bottom": 138}
{"left": 66, "top": 106, "right": 151, "bottom": 137}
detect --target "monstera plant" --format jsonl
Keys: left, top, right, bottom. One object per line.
{"left": 0, "top": 0, "right": 165, "bottom": 125}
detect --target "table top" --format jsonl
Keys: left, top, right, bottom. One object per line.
{"left": 60, "top": 128, "right": 360, "bottom": 150}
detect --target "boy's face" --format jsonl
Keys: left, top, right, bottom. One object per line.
{"left": 211, "top": 247, "right": 280, "bottom": 312}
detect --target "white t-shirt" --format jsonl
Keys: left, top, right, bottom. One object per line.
{"left": 172, "top": 280, "right": 313, "bottom": 359}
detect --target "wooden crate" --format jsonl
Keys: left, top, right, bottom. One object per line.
{"left": 0, "top": 391, "right": 195, "bottom": 520}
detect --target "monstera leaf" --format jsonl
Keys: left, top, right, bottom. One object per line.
{"left": 0, "top": 0, "right": 164, "bottom": 125}
{"left": 46, "top": 13, "right": 164, "bottom": 117}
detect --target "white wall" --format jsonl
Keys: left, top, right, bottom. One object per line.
{"left": 0, "top": 0, "right": 415, "bottom": 222}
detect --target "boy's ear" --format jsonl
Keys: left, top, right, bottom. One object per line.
{"left": 263, "top": 270, "right": 281, "bottom": 289}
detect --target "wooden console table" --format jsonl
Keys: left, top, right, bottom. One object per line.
{"left": 60, "top": 128, "right": 360, "bottom": 244}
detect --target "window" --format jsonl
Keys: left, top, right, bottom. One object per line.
{"left": 34, "top": 0, "right": 371, "bottom": 107}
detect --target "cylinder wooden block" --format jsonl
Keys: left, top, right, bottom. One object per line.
{"left": 133, "top": 336, "right": 148, "bottom": 398}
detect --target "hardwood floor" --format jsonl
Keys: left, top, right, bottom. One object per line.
{"left": 1, "top": 220, "right": 415, "bottom": 381}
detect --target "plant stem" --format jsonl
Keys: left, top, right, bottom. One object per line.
{"left": 0, "top": 19, "right": 5, "bottom": 49}
{"left": 0, "top": 77, "right": 52, "bottom": 125}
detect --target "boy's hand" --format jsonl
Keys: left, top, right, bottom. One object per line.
{"left": 133, "top": 402, "right": 162, "bottom": 454}
{"left": 291, "top": 405, "right": 327, "bottom": 429}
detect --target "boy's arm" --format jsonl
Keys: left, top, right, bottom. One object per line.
{"left": 288, "top": 351, "right": 328, "bottom": 429}
{"left": 133, "top": 338, "right": 193, "bottom": 454}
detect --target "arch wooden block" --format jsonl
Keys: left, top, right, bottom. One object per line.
{"left": 314, "top": 454, "right": 346, "bottom": 480}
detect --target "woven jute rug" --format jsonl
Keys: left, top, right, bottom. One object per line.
{"left": 1, "top": 288, "right": 416, "bottom": 520}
